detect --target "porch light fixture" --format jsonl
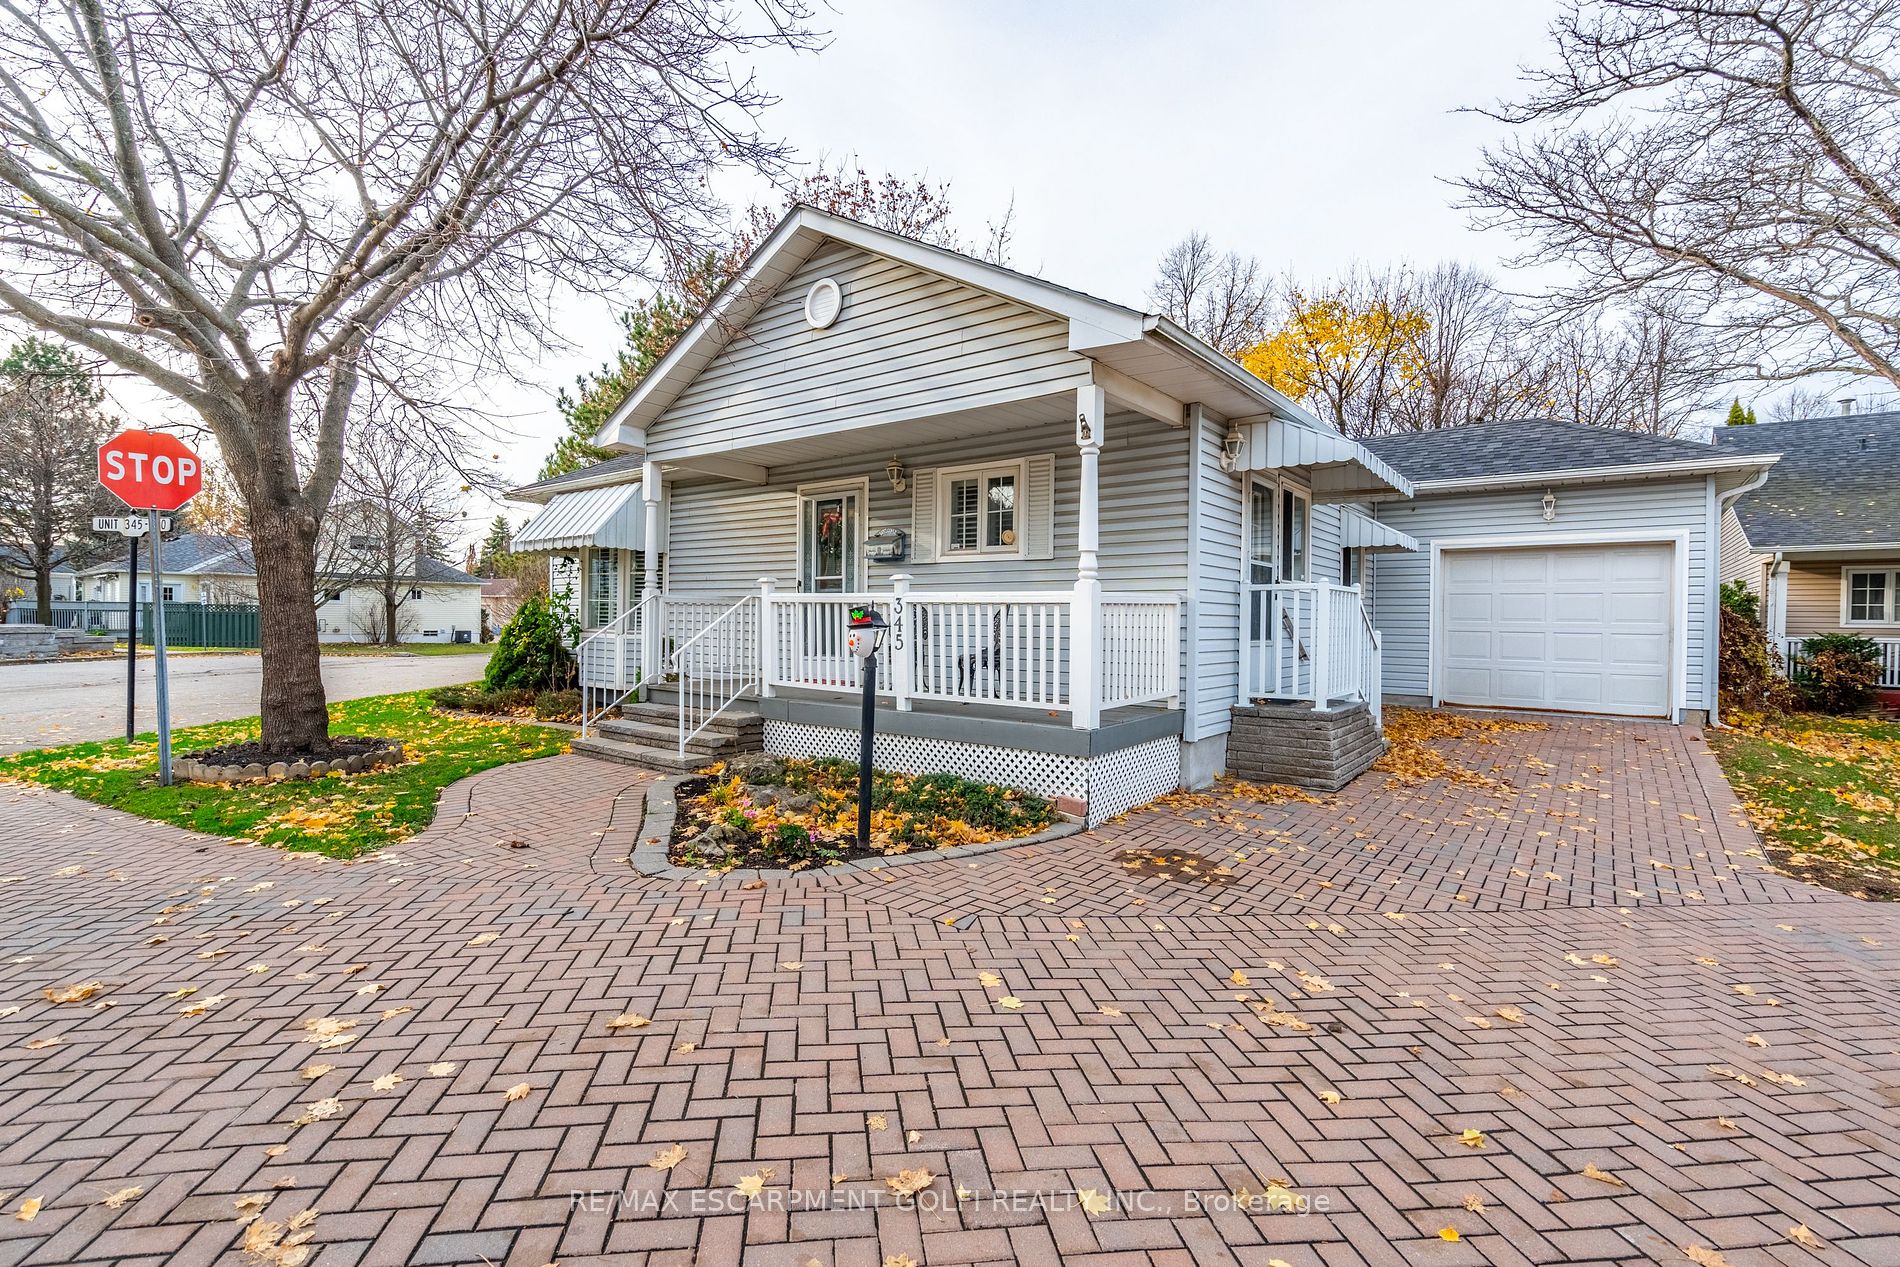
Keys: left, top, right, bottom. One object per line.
{"left": 885, "top": 455, "right": 907, "bottom": 494}
{"left": 1219, "top": 427, "right": 1245, "bottom": 473}
{"left": 1541, "top": 488, "right": 1557, "bottom": 522}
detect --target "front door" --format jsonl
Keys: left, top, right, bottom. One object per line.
{"left": 799, "top": 487, "right": 862, "bottom": 593}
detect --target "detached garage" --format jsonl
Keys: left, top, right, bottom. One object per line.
{"left": 1358, "top": 420, "right": 1779, "bottom": 725}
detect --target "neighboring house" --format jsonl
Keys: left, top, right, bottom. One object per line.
{"left": 480, "top": 575, "right": 530, "bottom": 637}
{"left": 1713, "top": 412, "right": 1900, "bottom": 690}
{"left": 506, "top": 206, "right": 1777, "bottom": 820}
{"left": 0, "top": 545, "right": 81, "bottom": 609}
{"left": 77, "top": 531, "right": 483, "bottom": 644}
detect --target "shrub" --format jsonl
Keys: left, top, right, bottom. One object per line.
{"left": 1794, "top": 633, "right": 1884, "bottom": 714}
{"left": 484, "top": 592, "right": 575, "bottom": 692}
{"left": 1719, "top": 578, "right": 1761, "bottom": 624}
{"left": 429, "top": 685, "right": 473, "bottom": 711}
{"left": 1718, "top": 606, "right": 1800, "bottom": 718}
{"left": 532, "top": 689, "right": 581, "bottom": 721}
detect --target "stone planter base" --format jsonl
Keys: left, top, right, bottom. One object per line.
{"left": 1227, "top": 701, "right": 1385, "bottom": 793}
{"left": 175, "top": 741, "right": 405, "bottom": 785}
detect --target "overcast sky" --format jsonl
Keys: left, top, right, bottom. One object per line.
{"left": 99, "top": 1, "right": 1580, "bottom": 548}
{"left": 462, "top": 0, "right": 1569, "bottom": 544}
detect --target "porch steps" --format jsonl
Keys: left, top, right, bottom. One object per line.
{"left": 572, "top": 695, "right": 765, "bottom": 775}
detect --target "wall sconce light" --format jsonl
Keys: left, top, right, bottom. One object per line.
{"left": 1219, "top": 427, "right": 1245, "bottom": 473}
{"left": 1541, "top": 488, "right": 1557, "bottom": 522}
{"left": 885, "top": 455, "right": 907, "bottom": 494}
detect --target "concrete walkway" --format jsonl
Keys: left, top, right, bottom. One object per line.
{"left": 0, "top": 719, "right": 1895, "bottom": 1266}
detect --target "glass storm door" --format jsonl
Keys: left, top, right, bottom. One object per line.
{"left": 799, "top": 490, "right": 861, "bottom": 593}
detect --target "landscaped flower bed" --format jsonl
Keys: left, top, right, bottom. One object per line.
{"left": 670, "top": 754, "right": 1057, "bottom": 870}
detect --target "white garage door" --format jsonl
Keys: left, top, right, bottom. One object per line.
{"left": 1439, "top": 543, "right": 1674, "bottom": 718}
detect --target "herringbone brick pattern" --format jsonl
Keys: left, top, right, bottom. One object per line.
{"left": 0, "top": 719, "right": 1896, "bottom": 1267}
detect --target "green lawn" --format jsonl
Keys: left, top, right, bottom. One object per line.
{"left": 1709, "top": 713, "right": 1900, "bottom": 898}
{"left": 0, "top": 690, "right": 566, "bottom": 858}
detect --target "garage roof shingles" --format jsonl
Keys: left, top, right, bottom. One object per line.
{"left": 1363, "top": 418, "right": 1726, "bottom": 483}
{"left": 1713, "top": 411, "right": 1900, "bottom": 550}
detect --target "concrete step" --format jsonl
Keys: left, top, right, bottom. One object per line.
{"left": 595, "top": 716, "right": 754, "bottom": 754}
{"left": 611, "top": 698, "right": 762, "bottom": 735}
{"left": 571, "top": 735, "right": 727, "bottom": 774}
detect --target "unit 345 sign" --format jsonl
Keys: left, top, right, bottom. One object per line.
{"left": 97, "top": 429, "right": 202, "bottom": 512}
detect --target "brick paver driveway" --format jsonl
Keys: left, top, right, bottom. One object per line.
{"left": 1, "top": 719, "right": 1897, "bottom": 1267}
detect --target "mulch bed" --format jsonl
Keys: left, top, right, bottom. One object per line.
{"left": 667, "top": 774, "right": 886, "bottom": 869}
{"left": 186, "top": 735, "right": 395, "bottom": 769}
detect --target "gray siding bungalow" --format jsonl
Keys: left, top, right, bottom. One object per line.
{"left": 510, "top": 208, "right": 1776, "bottom": 818}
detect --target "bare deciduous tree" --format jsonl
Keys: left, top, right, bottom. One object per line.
{"left": 0, "top": 0, "right": 810, "bottom": 751}
{"left": 1149, "top": 233, "right": 1274, "bottom": 356}
{"left": 1459, "top": 0, "right": 1900, "bottom": 391}
{"left": 326, "top": 420, "right": 462, "bottom": 646}
{"left": 0, "top": 338, "right": 111, "bottom": 622}
{"left": 1387, "top": 263, "right": 1543, "bottom": 432}
{"left": 1525, "top": 299, "right": 1732, "bottom": 436}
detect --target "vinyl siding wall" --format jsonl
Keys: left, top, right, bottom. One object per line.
{"left": 659, "top": 412, "right": 1188, "bottom": 599}
{"left": 1187, "top": 409, "right": 1244, "bottom": 741}
{"left": 1785, "top": 558, "right": 1900, "bottom": 639}
{"left": 646, "top": 240, "right": 1093, "bottom": 460}
{"left": 1719, "top": 507, "right": 1770, "bottom": 593}
{"left": 1370, "top": 478, "right": 1715, "bottom": 712}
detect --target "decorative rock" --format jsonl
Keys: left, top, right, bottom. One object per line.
{"left": 344, "top": 755, "right": 365, "bottom": 773}
{"left": 288, "top": 760, "right": 310, "bottom": 779}
{"left": 267, "top": 761, "right": 288, "bottom": 779}
{"left": 242, "top": 763, "right": 266, "bottom": 780}
{"left": 309, "top": 761, "right": 330, "bottom": 776}
{"left": 726, "top": 753, "right": 786, "bottom": 784}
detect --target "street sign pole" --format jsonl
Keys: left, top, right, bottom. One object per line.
{"left": 149, "top": 508, "right": 172, "bottom": 786}
{"left": 125, "top": 530, "right": 138, "bottom": 742}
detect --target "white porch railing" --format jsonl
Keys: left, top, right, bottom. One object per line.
{"left": 580, "top": 579, "right": 1183, "bottom": 733}
{"left": 1244, "top": 581, "right": 1381, "bottom": 712}
{"left": 1100, "top": 594, "right": 1182, "bottom": 708}
{"left": 764, "top": 590, "right": 892, "bottom": 694}
{"left": 1782, "top": 635, "right": 1900, "bottom": 689}
{"left": 904, "top": 590, "right": 1072, "bottom": 710}
{"left": 577, "top": 594, "right": 658, "bottom": 737}
{"left": 671, "top": 595, "right": 760, "bottom": 754}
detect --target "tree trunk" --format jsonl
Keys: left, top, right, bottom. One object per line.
{"left": 33, "top": 560, "right": 52, "bottom": 625}
{"left": 384, "top": 590, "right": 399, "bottom": 646}
{"left": 250, "top": 500, "right": 333, "bottom": 754}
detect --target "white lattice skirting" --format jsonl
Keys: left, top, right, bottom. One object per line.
{"left": 761, "top": 722, "right": 1180, "bottom": 827}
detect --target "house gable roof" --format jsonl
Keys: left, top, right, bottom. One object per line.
{"left": 1713, "top": 411, "right": 1900, "bottom": 550}
{"left": 1364, "top": 418, "right": 1770, "bottom": 491}
{"left": 585, "top": 205, "right": 1348, "bottom": 464}
{"left": 77, "top": 531, "right": 483, "bottom": 585}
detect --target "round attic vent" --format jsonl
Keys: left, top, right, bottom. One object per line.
{"left": 803, "top": 277, "right": 843, "bottom": 329}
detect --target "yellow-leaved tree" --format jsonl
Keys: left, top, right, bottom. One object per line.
{"left": 1238, "top": 274, "right": 1430, "bottom": 438}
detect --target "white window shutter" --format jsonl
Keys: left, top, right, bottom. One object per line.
{"left": 911, "top": 469, "right": 937, "bottom": 564}
{"left": 1026, "top": 453, "right": 1056, "bottom": 560}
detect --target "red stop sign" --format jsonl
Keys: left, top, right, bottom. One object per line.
{"left": 98, "top": 429, "right": 203, "bottom": 512}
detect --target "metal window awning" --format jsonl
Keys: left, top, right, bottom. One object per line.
{"left": 1238, "top": 418, "right": 1414, "bottom": 501}
{"left": 512, "top": 483, "right": 649, "bottom": 552}
{"left": 1339, "top": 510, "right": 1419, "bottom": 553}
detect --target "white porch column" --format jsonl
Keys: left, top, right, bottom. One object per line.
{"left": 1071, "top": 385, "right": 1105, "bottom": 730}
{"left": 757, "top": 576, "right": 777, "bottom": 698}
{"left": 890, "top": 573, "right": 914, "bottom": 712}
{"left": 641, "top": 461, "right": 664, "bottom": 683}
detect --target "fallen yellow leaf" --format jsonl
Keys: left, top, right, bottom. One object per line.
{"left": 648, "top": 1143, "right": 687, "bottom": 1171}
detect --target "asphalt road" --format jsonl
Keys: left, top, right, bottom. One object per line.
{"left": 0, "top": 650, "right": 491, "bottom": 753}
